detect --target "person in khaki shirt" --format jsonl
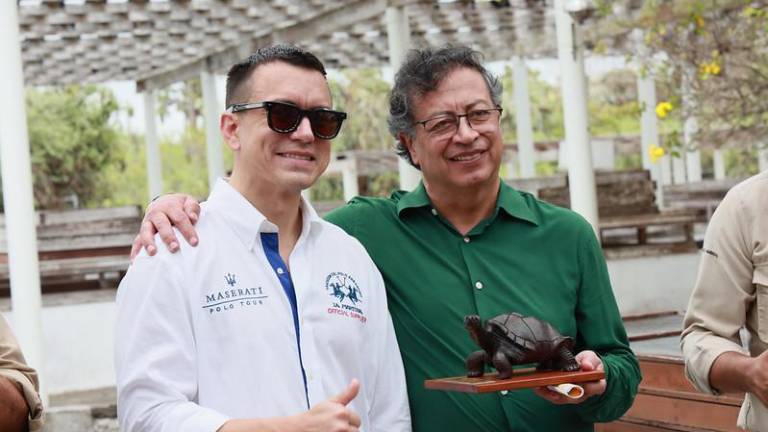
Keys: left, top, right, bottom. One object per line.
{"left": 681, "top": 170, "right": 768, "bottom": 431}
{"left": 0, "top": 314, "right": 43, "bottom": 431}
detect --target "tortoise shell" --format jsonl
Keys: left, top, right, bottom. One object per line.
{"left": 488, "top": 312, "right": 574, "bottom": 353}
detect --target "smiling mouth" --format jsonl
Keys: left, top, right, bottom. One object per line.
{"left": 449, "top": 150, "right": 485, "bottom": 162}
{"left": 278, "top": 152, "right": 315, "bottom": 161}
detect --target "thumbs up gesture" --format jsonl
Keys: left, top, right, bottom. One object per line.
{"left": 300, "top": 379, "right": 361, "bottom": 432}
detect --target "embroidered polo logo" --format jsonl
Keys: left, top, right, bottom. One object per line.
{"left": 325, "top": 272, "right": 366, "bottom": 323}
{"left": 203, "top": 274, "right": 267, "bottom": 315}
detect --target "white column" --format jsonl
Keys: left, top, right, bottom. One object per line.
{"left": 672, "top": 155, "right": 686, "bottom": 184}
{"left": 0, "top": 1, "right": 46, "bottom": 404}
{"left": 341, "top": 158, "right": 360, "bottom": 202}
{"left": 682, "top": 67, "right": 702, "bottom": 182}
{"left": 143, "top": 91, "right": 163, "bottom": 200}
{"left": 660, "top": 154, "right": 672, "bottom": 185}
{"left": 512, "top": 56, "right": 536, "bottom": 178}
{"left": 554, "top": 0, "right": 599, "bottom": 234}
{"left": 713, "top": 148, "right": 726, "bottom": 180}
{"left": 387, "top": 6, "right": 421, "bottom": 191}
{"left": 637, "top": 72, "right": 659, "bottom": 177}
{"left": 758, "top": 144, "right": 768, "bottom": 173}
{"left": 201, "top": 70, "right": 224, "bottom": 191}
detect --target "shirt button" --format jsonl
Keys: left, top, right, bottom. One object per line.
{"left": 431, "top": 208, "right": 438, "bottom": 216}
{"left": 276, "top": 267, "right": 284, "bottom": 274}
{"left": 463, "top": 237, "right": 470, "bottom": 243}
{"left": 500, "top": 390, "right": 508, "bottom": 396}
{"left": 475, "top": 281, "right": 483, "bottom": 290}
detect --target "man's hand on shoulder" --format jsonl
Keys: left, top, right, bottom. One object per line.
{"left": 533, "top": 350, "right": 606, "bottom": 405}
{"left": 130, "top": 193, "right": 202, "bottom": 260}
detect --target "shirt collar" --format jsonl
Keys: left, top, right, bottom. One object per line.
{"left": 396, "top": 179, "right": 540, "bottom": 226}
{"left": 206, "top": 178, "right": 323, "bottom": 251}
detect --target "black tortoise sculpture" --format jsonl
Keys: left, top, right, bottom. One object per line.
{"left": 464, "top": 313, "right": 580, "bottom": 379}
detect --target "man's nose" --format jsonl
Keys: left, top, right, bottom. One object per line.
{"left": 291, "top": 116, "right": 315, "bottom": 143}
{"left": 454, "top": 116, "right": 479, "bottom": 143}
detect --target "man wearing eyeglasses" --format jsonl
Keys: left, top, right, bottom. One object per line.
{"left": 114, "top": 45, "right": 410, "bottom": 432}
{"left": 132, "top": 46, "right": 640, "bottom": 430}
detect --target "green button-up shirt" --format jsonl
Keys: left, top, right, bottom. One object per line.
{"left": 325, "top": 181, "right": 640, "bottom": 432}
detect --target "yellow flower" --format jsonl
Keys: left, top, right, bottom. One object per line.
{"left": 655, "top": 102, "right": 673, "bottom": 119}
{"left": 649, "top": 145, "right": 666, "bottom": 163}
{"left": 694, "top": 14, "right": 705, "bottom": 28}
{"left": 699, "top": 61, "right": 722, "bottom": 78}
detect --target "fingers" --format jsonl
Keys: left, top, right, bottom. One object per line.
{"left": 182, "top": 197, "right": 201, "bottom": 225}
{"left": 137, "top": 220, "right": 159, "bottom": 256}
{"left": 149, "top": 211, "right": 179, "bottom": 252}
{"left": 130, "top": 234, "right": 142, "bottom": 261}
{"left": 582, "top": 378, "right": 607, "bottom": 397}
{"left": 575, "top": 350, "right": 603, "bottom": 371}
{"left": 330, "top": 379, "right": 360, "bottom": 406}
{"left": 166, "top": 205, "right": 198, "bottom": 247}
{"left": 348, "top": 410, "right": 361, "bottom": 428}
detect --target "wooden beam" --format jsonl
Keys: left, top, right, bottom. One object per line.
{"left": 136, "top": 0, "right": 386, "bottom": 91}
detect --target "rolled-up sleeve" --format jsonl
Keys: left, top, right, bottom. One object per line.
{"left": 115, "top": 250, "right": 230, "bottom": 432}
{"left": 681, "top": 188, "right": 753, "bottom": 395}
{"left": 0, "top": 316, "right": 44, "bottom": 431}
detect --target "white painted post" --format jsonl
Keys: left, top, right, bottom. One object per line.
{"left": 713, "top": 148, "right": 726, "bottom": 180}
{"left": 637, "top": 71, "right": 659, "bottom": 178}
{"left": 341, "top": 157, "right": 360, "bottom": 202}
{"left": 512, "top": 56, "right": 536, "bottom": 178}
{"left": 143, "top": 91, "right": 163, "bottom": 200}
{"left": 0, "top": 0, "right": 46, "bottom": 404}
{"left": 682, "top": 67, "right": 702, "bottom": 182}
{"left": 672, "top": 155, "right": 687, "bottom": 184}
{"left": 759, "top": 144, "right": 768, "bottom": 173}
{"left": 387, "top": 6, "right": 421, "bottom": 191}
{"left": 660, "top": 154, "right": 672, "bottom": 185}
{"left": 201, "top": 70, "right": 224, "bottom": 191}
{"left": 554, "top": 0, "right": 599, "bottom": 234}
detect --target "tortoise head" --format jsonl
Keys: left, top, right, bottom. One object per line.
{"left": 464, "top": 315, "right": 483, "bottom": 344}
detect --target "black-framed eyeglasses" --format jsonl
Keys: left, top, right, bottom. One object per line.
{"left": 415, "top": 107, "right": 503, "bottom": 138}
{"left": 227, "top": 101, "right": 348, "bottom": 140}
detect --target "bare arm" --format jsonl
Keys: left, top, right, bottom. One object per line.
{"left": 130, "top": 193, "right": 202, "bottom": 259}
{"left": 709, "top": 350, "right": 768, "bottom": 405}
{"left": 0, "top": 375, "right": 30, "bottom": 432}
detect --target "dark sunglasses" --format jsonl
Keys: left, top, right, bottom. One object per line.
{"left": 227, "top": 101, "right": 347, "bottom": 140}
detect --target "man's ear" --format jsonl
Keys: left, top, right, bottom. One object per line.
{"left": 399, "top": 132, "right": 419, "bottom": 167}
{"left": 220, "top": 112, "right": 240, "bottom": 150}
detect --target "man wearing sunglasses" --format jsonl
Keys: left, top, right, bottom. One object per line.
{"left": 131, "top": 46, "right": 640, "bottom": 430}
{"left": 115, "top": 45, "right": 410, "bottom": 432}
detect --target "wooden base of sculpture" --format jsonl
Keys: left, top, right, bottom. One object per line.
{"left": 424, "top": 369, "right": 605, "bottom": 394}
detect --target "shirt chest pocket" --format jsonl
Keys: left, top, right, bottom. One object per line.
{"left": 754, "top": 266, "right": 768, "bottom": 342}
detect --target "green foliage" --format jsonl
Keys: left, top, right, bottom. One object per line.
{"left": 627, "top": 0, "right": 768, "bottom": 151}
{"left": 93, "top": 131, "right": 147, "bottom": 207}
{"left": 587, "top": 69, "right": 642, "bottom": 137}
{"left": 329, "top": 69, "right": 392, "bottom": 152}
{"left": 25, "top": 85, "right": 122, "bottom": 209}
{"left": 500, "top": 67, "right": 565, "bottom": 143}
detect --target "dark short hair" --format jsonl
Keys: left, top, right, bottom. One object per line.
{"left": 388, "top": 46, "right": 502, "bottom": 168}
{"left": 225, "top": 44, "right": 327, "bottom": 107}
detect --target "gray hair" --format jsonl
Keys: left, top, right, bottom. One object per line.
{"left": 388, "top": 46, "right": 503, "bottom": 168}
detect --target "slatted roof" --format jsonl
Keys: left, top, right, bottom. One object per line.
{"left": 17, "top": 0, "right": 639, "bottom": 89}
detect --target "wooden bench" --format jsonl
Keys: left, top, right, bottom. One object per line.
{"left": 0, "top": 206, "right": 142, "bottom": 291}
{"left": 525, "top": 170, "right": 699, "bottom": 255}
{"left": 596, "top": 312, "right": 743, "bottom": 432}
